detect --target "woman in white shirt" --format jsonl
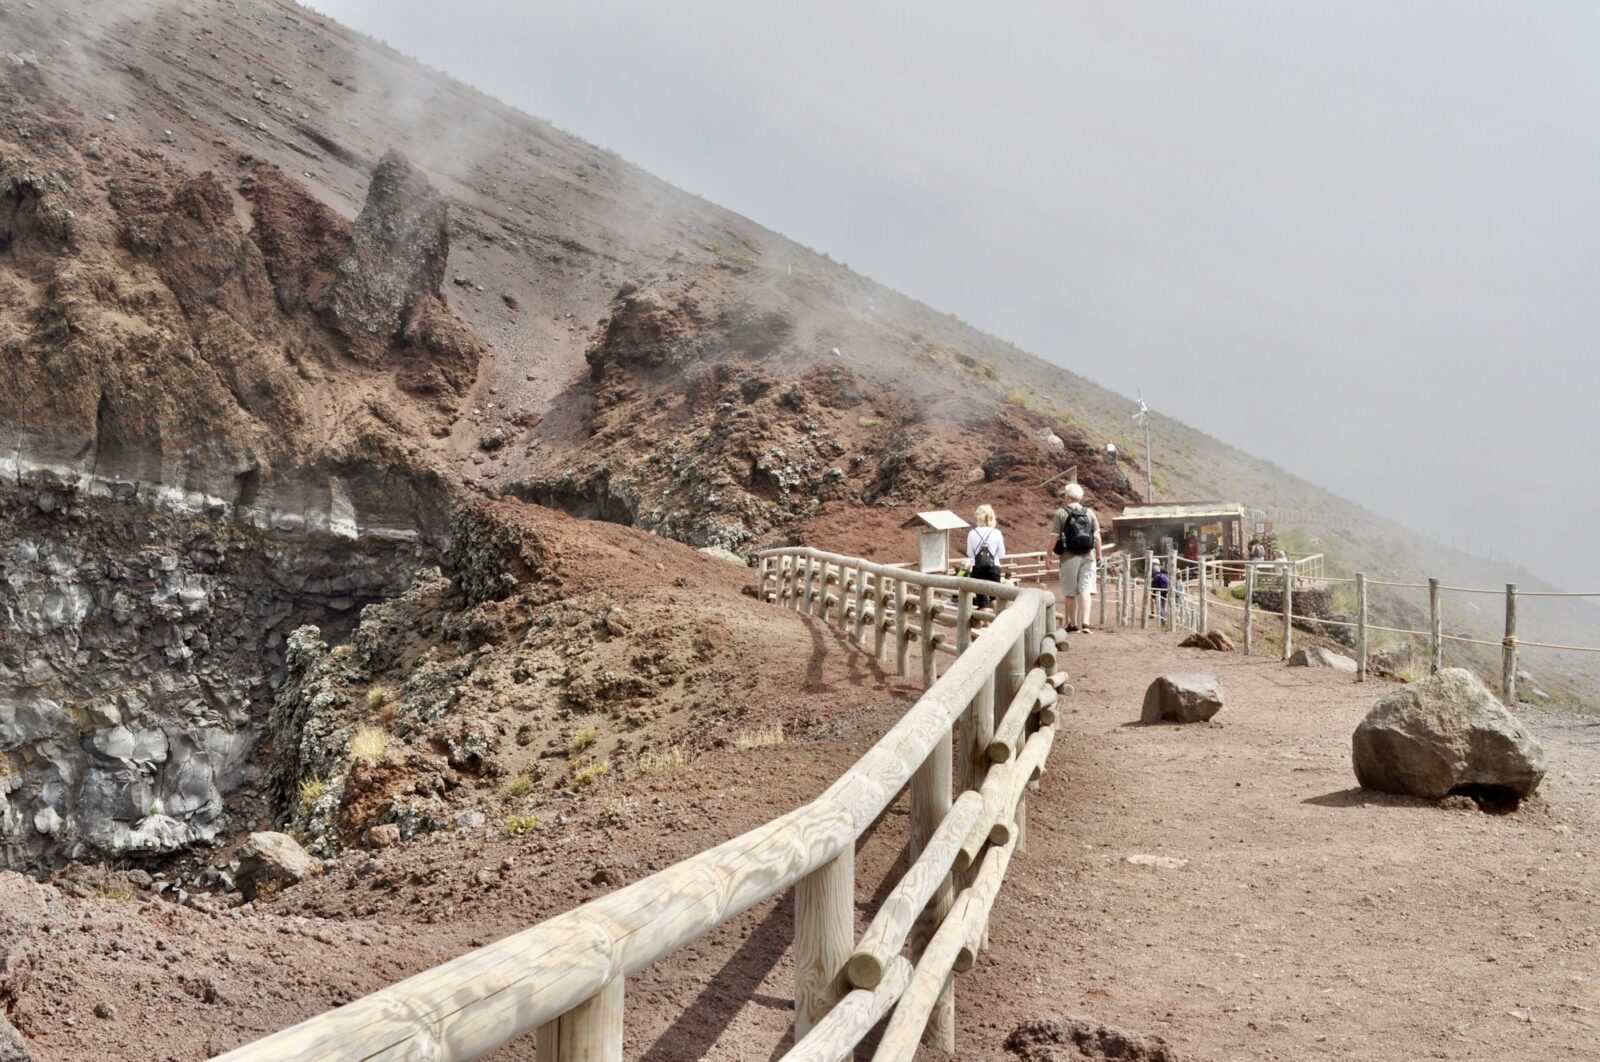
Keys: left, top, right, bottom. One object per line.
{"left": 965, "top": 504, "right": 1006, "bottom": 608}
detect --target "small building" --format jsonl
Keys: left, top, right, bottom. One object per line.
{"left": 1111, "top": 501, "right": 1247, "bottom": 560}
{"left": 901, "top": 510, "right": 970, "bottom": 574}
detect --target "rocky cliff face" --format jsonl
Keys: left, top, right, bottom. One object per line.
{"left": 0, "top": 84, "right": 478, "bottom": 872}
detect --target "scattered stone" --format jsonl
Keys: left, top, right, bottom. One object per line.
{"left": 1125, "top": 854, "right": 1187, "bottom": 869}
{"left": 1179, "top": 629, "right": 1234, "bottom": 652}
{"left": 1140, "top": 674, "right": 1224, "bottom": 724}
{"left": 0, "top": 1013, "right": 31, "bottom": 1062}
{"left": 1288, "top": 646, "right": 1357, "bottom": 672}
{"left": 235, "top": 832, "right": 321, "bottom": 899}
{"left": 1044, "top": 432, "right": 1065, "bottom": 450}
{"left": 1005, "top": 1017, "right": 1185, "bottom": 1061}
{"left": 367, "top": 823, "right": 401, "bottom": 849}
{"left": 697, "top": 545, "right": 746, "bottom": 567}
{"left": 1351, "top": 668, "right": 1546, "bottom": 803}
{"left": 92, "top": 1002, "right": 116, "bottom": 1020}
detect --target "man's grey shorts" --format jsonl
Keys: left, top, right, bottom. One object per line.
{"left": 1060, "top": 554, "right": 1097, "bottom": 596}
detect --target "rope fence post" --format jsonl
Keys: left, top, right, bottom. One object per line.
{"left": 1429, "top": 577, "right": 1442, "bottom": 673}
{"left": 1166, "top": 548, "right": 1179, "bottom": 631}
{"left": 1356, "top": 572, "right": 1368, "bottom": 683}
{"left": 1243, "top": 564, "right": 1255, "bottom": 656}
{"left": 1098, "top": 560, "right": 1108, "bottom": 629}
{"left": 1140, "top": 550, "right": 1153, "bottom": 630}
{"left": 1282, "top": 561, "right": 1294, "bottom": 661}
{"left": 1198, "top": 557, "right": 1208, "bottom": 633}
{"left": 1502, "top": 583, "right": 1518, "bottom": 705}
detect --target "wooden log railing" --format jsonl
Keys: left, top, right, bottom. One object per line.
{"left": 214, "top": 547, "right": 1064, "bottom": 1062}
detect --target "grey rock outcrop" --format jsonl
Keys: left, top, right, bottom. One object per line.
{"left": 697, "top": 545, "right": 747, "bottom": 566}
{"left": 1351, "top": 668, "right": 1546, "bottom": 800}
{"left": 1140, "top": 674, "right": 1224, "bottom": 724}
{"left": 235, "top": 831, "right": 320, "bottom": 899}
{"left": 0, "top": 486, "right": 427, "bottom": 871}
{"left": 1288, "top": 646, "right": 1357, "bottom": 673}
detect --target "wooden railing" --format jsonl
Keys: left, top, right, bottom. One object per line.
{"left": 212, "top": 548, "right": 1065, "bottom": 1061}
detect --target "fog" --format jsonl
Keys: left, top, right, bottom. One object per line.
{"left": 308, "top": 0, "right": 1600, "bottom": 587}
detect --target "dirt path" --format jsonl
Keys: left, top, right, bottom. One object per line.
{"left": 943, "top": 625, "right": 1600, "bottom": 1061}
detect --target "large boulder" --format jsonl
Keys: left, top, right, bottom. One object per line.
{"left": 235, "top": 831, "right": 321, "bottom": 900}
{"left": 1351, "top": 669, "right": 1546, "bottom": 801}
{"left": 1288, "top": 646, "right": 1357, "bottom": 673}
{"left": 1140, "top": 674, "right": 1224, "bottom": 724}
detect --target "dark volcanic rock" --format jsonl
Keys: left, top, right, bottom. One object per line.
{"left": 1005, "top": 1017, "right": 1185, "bottom": 1061}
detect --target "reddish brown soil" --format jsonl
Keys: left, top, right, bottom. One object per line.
{"left": 7, "top": 620, "right": 1596, "bottom": 1061}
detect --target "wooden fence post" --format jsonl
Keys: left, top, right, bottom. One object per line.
{"left": 1428, "top": 577, "right": 1442, "bottom": 673}
{"left": 852, "top": 570, "right": 867, "bottom": 644}
{"left": 1166, "top": 549, "right": 1179, "bottom": 631}
{"left": 909, "top": 739, "right": 954, "bottom": 1049}
{"left": 1281, "top": 562, "right": 1294, "bottom": 661}
{"left": 873, "top": 574, "right": 889, "bottom": 661}
{"left": 1243, "top": 564, "right": 1255, "bottom": 656}
{"left": 894, "top": 579, "right": 910, "bottom": 677}
{"left": 795, "top": 847, "right": 854, "bottom": 1040}
{"left": 1356, "top": 572, "right": 1368, "bottom": 683}
{"left": 837, "top": 563, "right": 852, "bottom": 632}
{"left": 919, "top": 585, "right": 936, "bottom": 687}
{"left": 1097, "top": 560, "right": 1108, "bottom": 629}
{"left": 1197, "top": 557, "right": 1208, "bottom": 633}
{"left": 956, "top": 590, "right": 972, "bottom": 656}
{"left": 536, "top": 976, "right": 624, "bottom": 1062}
{"left": 1502, "top": 583, "right": 1518, "bottom": 706}
{"left": 1140, "top": 550, "right": 1153, "bottom": 630}
{"left": 1121, "top": 563, "right": 1131, "bottom": 626}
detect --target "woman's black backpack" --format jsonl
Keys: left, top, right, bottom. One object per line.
{"left": 971, "top": 530, "right": 1002, "bottom": 580}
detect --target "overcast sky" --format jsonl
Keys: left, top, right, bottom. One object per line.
{"left": 308, "top": 0, "right": 1599, "bottom": 586}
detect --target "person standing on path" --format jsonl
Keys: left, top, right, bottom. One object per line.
{"left": 1051, "top": 483, "right": 1103, "bottom": 633}
{"left": 965, "top": 504, "right": 1007, "bottom": 610}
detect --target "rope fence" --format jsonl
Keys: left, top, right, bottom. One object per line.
{"left": 1080, "top": 553, "right": 1599, "bottom": 705}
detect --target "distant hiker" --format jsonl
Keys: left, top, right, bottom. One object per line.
{"left": 1051, "top": 483, "right": 1102, "bottom": 633}
{"left": 965, "top": 504, "right": 1006, "bottom": 610}
{"left": 1249, "top": 539, "right": 1267, "bottom": 562}
{"left": 1182, "top": 533, "right": 1201, "bottom": 577}
{"left": 1151, "top": 560, "right": 1171, "bottom": 621}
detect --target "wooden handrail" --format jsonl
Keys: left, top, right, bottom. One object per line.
{"left": 214, "top": 547, "right": 1059, "bottom": 1062}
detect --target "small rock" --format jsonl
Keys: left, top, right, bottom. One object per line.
{"left": 93, "top": 1002, "right": 116, "bottom": 1020}
{"left": 367, "top": 823, "right": 401, "bottom": 849}
{"left": 1126, "top": 854, "right": 1188, "bottom": 869}
{"left": 1288, "top": 646, "right": 1357, "bottom": 672}
{"left": 235, "top": 832, "right": 321, "bottom": 900}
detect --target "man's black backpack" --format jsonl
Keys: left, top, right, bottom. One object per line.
{"left": 971, "top": 530, "right": 1002, "bottom": 580}
{"left": 1053, "top": 506, "right": 1095, "bottom": 557}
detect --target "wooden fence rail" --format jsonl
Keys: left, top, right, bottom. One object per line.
{"left": 212, "top": 548, "right": 1065, "bottom": 1062}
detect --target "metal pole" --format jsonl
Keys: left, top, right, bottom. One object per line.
{"left": 1143, "top": 420, "right": 1153, "bottom": 503}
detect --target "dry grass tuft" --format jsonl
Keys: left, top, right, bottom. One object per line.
{"left": 503, "top": 772, "right": 536, "bottom": 799}
{"left": 349, "top": 726, "right": 389, "bottom": 764}
{"left": 366, "top": 687, "right": 390, "bottom": 712}
{"left": 298, "top": 777, "right": 328, "bottom": 806}
{"left": 569, "top": 725, "right": 598, "bottom": 753}
{"left": 570, "top": 759, "right": 611, "bottom": 789}
{"left": 637, "top": 745, "right": 687, "bottom": 774}
{"left": 506, "top": 815, "right": 543, "bottom": 836}
{"left": 736, "top": 722, "right": 785, "bottom": 750}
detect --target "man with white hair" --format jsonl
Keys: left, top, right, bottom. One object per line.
{"left": 1051, "top": 483, "right": 1103, "bottom": 632}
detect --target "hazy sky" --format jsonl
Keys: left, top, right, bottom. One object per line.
{"left": 309, "top": 0, "right": 1599, "bottom": 586}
